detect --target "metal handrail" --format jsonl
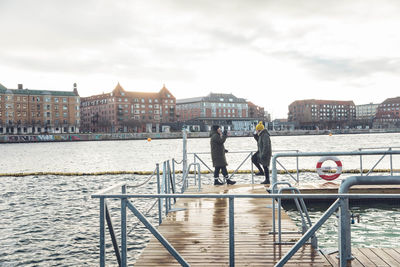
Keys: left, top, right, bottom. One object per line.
{"left": 271, "top": 150, "right": 400, "bottom": 187}
{"left": 92, "top": 187, "right": 400, "bottom": 267}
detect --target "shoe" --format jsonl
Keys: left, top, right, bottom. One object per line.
{"left": 214, "top": 179, "right": 224, "bottom": 186}
{"left": 226, "top": 179, "right": 236, "bottom": 185}
{"left": 255, "top": 172, "right": 264, "bottom": 176}
{"left": 261, "top": 180, "right": 270, "bottom": 185}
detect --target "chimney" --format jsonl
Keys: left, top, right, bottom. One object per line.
{"left": 73, "top": 83, "right": 79, "bottom": 96}
{"left": 18, "top": 84, "right": 23, "bottom": 90}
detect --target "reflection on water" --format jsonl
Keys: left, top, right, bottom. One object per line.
{"left": 1, "top": 133, "right": 400, "bottom": 265}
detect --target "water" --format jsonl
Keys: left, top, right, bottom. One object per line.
{"left": 1, "top": 133, "right": 400, "bottom": 266}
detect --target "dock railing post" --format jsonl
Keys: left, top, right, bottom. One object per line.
{"left": 250, "top": 152, "right": 254, "bottom": 184}
{"left": 121, "top": 184, "right": 127, "bottom": 267}
{"left": 182, "top": 129, "right": 188, "bottom": 179}
{"left": 99, "top": 197, "right": 105, "bottom": 267}
{"left": 229, "top": 197, "right": 235, "bottom": 267}
{"left": 156, "top": 163, "right": 162, "bottom": 225}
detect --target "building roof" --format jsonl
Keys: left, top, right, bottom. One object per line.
{"left": 0, "top": 83, "right": 7, "bottom": 90}
{"left": 381, "top": 96, "right": 400, "bottom": 104}
{"left": 0, "top": 87, "right": 78, "bottom": 96}
{"left": 290, "top": 99, "right": 355, "bottom": 106}
{"left": 177, "top": 92, "right": 247, "bottom": 104}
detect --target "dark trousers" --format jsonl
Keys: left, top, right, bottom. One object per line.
{"left": 214, "top": 166, "right": 228, "bottom": 178}
{"left": 252, "top": 152, "right": 270, "bottom": 183}
{"left": 263, "top": 166, "right": 270, "bottom": 184}
{"left": 251, "top": 152, "right": 264, "bottom": 173}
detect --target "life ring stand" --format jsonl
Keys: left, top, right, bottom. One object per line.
{"left": 316, "top": 156, "right": 342, "bottom": 181}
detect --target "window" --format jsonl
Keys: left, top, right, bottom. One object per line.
{"left": 63, "top": 98, "right": 67, "bottom": 103}
{"left": 45, "top": 97, "right": 51, "bottom": 102}
{"left": 63, "top": 105, "right": 67, "bottom": 110}
{"left": 54, "top": 98, "right": 59, "bottom": 103}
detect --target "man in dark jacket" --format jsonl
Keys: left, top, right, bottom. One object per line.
{"left": 255, "top": 121, "right": 272, "bottom": 184}
{"left": 210, "top": 125, "right": 236, "bottom": 185}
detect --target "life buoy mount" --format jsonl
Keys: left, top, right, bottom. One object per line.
{"left": 316, "top": 156, "right": 342, "bottom": 180}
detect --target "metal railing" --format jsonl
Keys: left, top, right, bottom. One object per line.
{"left": 92, "top": 176, "right": 400, "bottom": 267}
{"left": 271, "top": 149, "right": 400, "bottom": 187}
{"left": 190, "top": 149, "right": 299, "bottom": 184}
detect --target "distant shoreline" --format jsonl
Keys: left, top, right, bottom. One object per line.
{"left": 1, "top": 128, "right": 399, "bottom": 143}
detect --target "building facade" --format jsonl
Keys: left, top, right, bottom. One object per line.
{"left": 288, "top": 99, "right": 356, "bottom": 129}
{"left": 373, "top": 97, "right": 400, "bottom": 128}
{"left": 0, "top": 83, "right": 80, "bottom": 134}
{"left": 80, "top": 83, "right": 175, "bottom": 133}
{"left": 176, "top": 93, "right": 264, "bottom": 131}
{"left": 355, "top": 103, "right": 379, "bottom": 129}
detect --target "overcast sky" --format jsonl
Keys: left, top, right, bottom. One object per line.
{"left": 1, "top": 0, "right": 400, "bottom": 118}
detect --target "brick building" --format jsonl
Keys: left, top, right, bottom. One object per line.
{"left": 80, "top": 83, "right": 175, "bottom": 133}
{"left": 288, "top": 99, "right": 356, "bottom": 129}
{"left": 0, "top": 83, "right": 80, "bottom": 134}
{"left": 176, "top": 93, "right": 264, "bottom": 131}
{"left": 373, "top": 97, "right": 400, "bottom": 128}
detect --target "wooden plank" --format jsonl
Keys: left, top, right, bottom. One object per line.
{"left": 357, "top": 248, "right": 390, "bottom": 266}
{"left": 371, "top": 248, "right": 400, "bottom": 266}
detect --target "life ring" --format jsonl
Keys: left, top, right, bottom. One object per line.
{"left": 316, "top": 156, "right": 342, "bottom": 180}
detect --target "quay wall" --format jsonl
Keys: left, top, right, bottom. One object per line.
{"left": 0, "top": 128, "right": 399, "bottom": 143}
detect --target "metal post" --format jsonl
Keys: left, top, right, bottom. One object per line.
{"left": 271, "top": 156, "right": 277, "bottom": 186}
{"left": 121, "top": 185, "right": 127, "bottom": 267}
{"left": 156, "top": 164, "right": 162, "bottom": 225}
{"left": 229, "top": 197, "right": 235, "bottom": 267}
{"left": 182, "top": 129, "right": 188, "bottom": 179}
{"left": 296, "top": 151, "right": 299, "bottom": 183}
{"left": 389, "top": 148, "right": 393, "bottom": 176}
{"left": 250, "top": 152, "right": 254, "bottom": 184}
{"left": 100, "top": 197, "right": 105, "bottom": 267}
{"left": 339, "top": 197, "right": 352, "bottom": 265}
{"left": 359, "top": 149, "right": 363, "bottom": 176}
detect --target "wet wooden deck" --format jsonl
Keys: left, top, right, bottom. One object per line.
{"left": 134, "top": 184, "right": 330, "bottom": 266}
{"left": 296, "top": 181, "right": 400, "bottom": 194}
{"left": 133, "top": 183, "right": 400, "bottom": 266}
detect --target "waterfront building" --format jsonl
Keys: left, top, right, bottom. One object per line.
{"left": 80, "top": 83, "right": 175, "bottom": 133}
{"left": 288, "top": 99, "right": 356, "bottom": 129}
{"left": 0, "top": 83, "right": 80, "bottom": 134}
{"left": 355, "top": 102, "right": 379, "bottom": 129}
{"left": 373, "top": 96, "right": 400, "bottom": 128}
{"left": 176, "top": 93, "right": 264, "bottom": 131}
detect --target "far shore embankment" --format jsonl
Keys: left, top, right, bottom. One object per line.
{"left": 1, "top": 128, "right": 399, "bottom": 143}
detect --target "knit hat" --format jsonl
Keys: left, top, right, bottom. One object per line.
{"left": 211, "top": 125, "right": 220, "bottom": 131}
{"left": 255, "top": 121, "right": 264, "bottom": 131}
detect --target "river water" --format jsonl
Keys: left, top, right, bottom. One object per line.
{"left": 1, "top": 133, "right": 400, "bottom": 266}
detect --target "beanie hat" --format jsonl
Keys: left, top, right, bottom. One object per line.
{"left": 255, "top": 121, "right": 264, "bottom": 131}
{"left": 211, "top": 125, "right": 220, "bottom": 131}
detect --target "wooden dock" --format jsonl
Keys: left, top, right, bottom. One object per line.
{"left": 133, "top": 183, "right": 400, "bottom": 266}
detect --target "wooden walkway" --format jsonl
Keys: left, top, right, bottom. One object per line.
{"left": 133, "top": 183, "right": 400, "bottom": 266}
{"left": 134, "top": 184, "right": 329, "bottom": 266}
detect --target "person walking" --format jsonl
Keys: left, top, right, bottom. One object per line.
{"left": 255, "top": 121, "right": 272, "bottom": 184}
{"left": 210, "top": 125, "right": 236, "bottom": 186}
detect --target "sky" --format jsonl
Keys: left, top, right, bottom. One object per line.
{"left": 1, "top": 0, "right": 400, "bottom": 118}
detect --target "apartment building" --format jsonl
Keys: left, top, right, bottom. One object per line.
{"left": 80, "top": 83, "right": 175, "bottom": 133}
{"left": 288, "top": 99, "right": 356, "bottom": 129}
{"left": 0, "top": 83, "right": 80, "bottom": 134}
{"left": 176, "top": 93, "right": 263, "bottom": 131}
{"left": 374, "top": 97, "right": 400, "bottom": 128}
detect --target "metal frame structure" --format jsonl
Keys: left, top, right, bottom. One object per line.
{"left": 92, "top": 173, "right": 400, "bottom": 267}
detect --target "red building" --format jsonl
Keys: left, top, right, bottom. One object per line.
{"left": 80, "top": 83, "right": 175, "bottom": 133}
{"left": 288, "top": 99, "right": 356, "bottom": 129}
{"left": 374, "top": 97, "right": 400, "bottom": 128}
